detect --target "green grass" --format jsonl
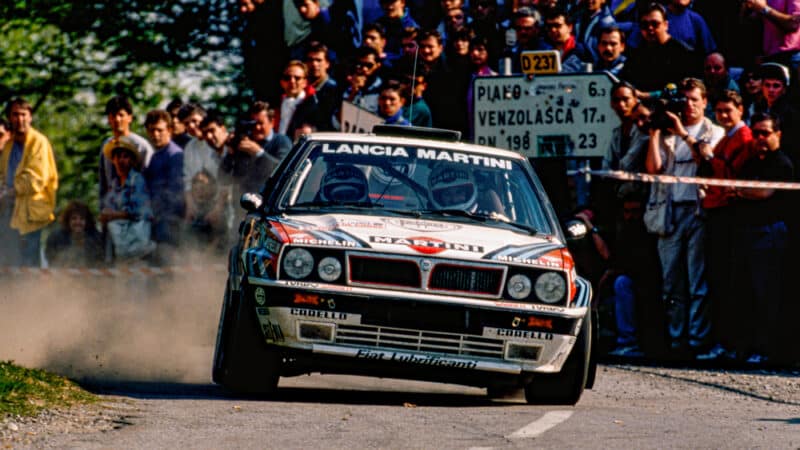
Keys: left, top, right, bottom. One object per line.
{"left": 0, "top": 361, "right": 97, "bottom": 417}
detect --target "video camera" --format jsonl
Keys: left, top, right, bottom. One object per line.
{"left": 230, "top": 118, "right": 258, "bottom": 150}
{"left": 644, "top": 84, "right": 688, "bottom": 132}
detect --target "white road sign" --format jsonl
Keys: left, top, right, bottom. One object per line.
{"left": 473, "top": 73, "right": 619, "bottom": 158}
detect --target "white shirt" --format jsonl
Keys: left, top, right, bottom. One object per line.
{"left": 279, "top": 91, "right": 306, "bottom": 135}
{"left": 667, "top": 120, "right": 724, "bottom": 202}
{"left": 183, "top": 137, "right": 223, "bottom": 191}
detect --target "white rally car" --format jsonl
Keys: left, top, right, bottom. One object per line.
{"left": 212, "top": 126, "right": 595, "bottom": 404}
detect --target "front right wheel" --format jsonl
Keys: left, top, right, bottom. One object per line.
{"left": 524, "top": 310, "right": 591, "bottom": 405}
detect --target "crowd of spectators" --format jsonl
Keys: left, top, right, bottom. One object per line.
{"left": 2, "top": 0, "right": 799, "bottom": 366}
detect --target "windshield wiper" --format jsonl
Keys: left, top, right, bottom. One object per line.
{"left": 420, "top": 209, "right": 538, "bottom": 235}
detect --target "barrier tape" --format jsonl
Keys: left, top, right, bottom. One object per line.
{"left": 0, "top": 264, "right": 227, "bottom": 277}
{"left": 568, "top": 169, "right": 800, "bottom": 190}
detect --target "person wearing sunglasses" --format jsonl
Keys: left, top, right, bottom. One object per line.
{"left": 342, "top": 46, "right": 384, "bottom": 114}
{"left": 276, "top": 60, "right": 323, "bottom": 140}
{"left": 619, "top": 2, "right": 701, "bottom": 94}
{"left": 733, "top": 112, "right": 794, "bottom": 366}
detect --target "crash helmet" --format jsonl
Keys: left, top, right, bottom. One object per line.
{"left": 428, "top": 163, "right": 477, "bottom": 210}
{"left": 319, "top": 164, "right": 370, "bottom": 203}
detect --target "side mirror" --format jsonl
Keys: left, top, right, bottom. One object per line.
{"left": 563, "top": 219, "right": 588, "bottom": 241}
{"left": 240, "top": 192, "right": 263, "bottom": 212}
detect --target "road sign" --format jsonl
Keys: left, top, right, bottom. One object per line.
{"left": 520, "top": 50, "right": 561, "bottom": 75}
{"left": 472, "top": 73, "right": 619, "bottom": 158}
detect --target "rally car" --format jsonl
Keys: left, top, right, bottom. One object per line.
{"left": 212, "top": 126, "right": 594, "bottom": 404}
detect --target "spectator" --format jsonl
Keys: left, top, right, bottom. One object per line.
{"left": 506, "top": 7, "right": 543, "bottom": 73}
{"left": 419, "top": 29, "right": 470, "bottom": 134}
{"left": 225, "top": 101, "right": 291, "bottom": 201}
{"left": 99, "top": 96, "right": 154, "bottom": 202}
{"left": 619, "top": 3, "right": 701, "bottom": 93}
{"left": 0, "top": 98, "right": 59, "bottom": 267}
{"left": 734, "top": 112, "right": 794, "bottom": 364}
{"left": 702, "top": 53, "right": 740, "bottom": 120}
{"left": 563, "top": 25, "right": 626, "bottom": 74}
{"left": 435, "top": 0, "right": 467, "bottom": 45}
{"left": 664, "top": 0, "right": 716, "bottom": 56}
{"left": 752, "top": 63, "right": 800, "bottom": 167}
{"left": 184, "top": 170, "right": 229, "bottom": 253}
{"left": 605, "top": 81, "right": 649, "bottom": 173}
{"left": 291, "top": 0, "right": 333, "bottom": 60}
{"left": 305, "top": 42, "right": 339, "bottom": 131}
{"left": 276, "top": 60, "right": 323, "bottom": 139}
{"left": 180, "top": 104, "right": 224, "bottom": 225}
{"left": 166, "top": 98, "right": 190, "bottom": 148}
{"left": 602, "top": 187, "right": 660, "bottom": 357}
{"left": 644, "top": 78, "right": 723, "bottom": 358}
{"left": 342, "top": 46, "right": 385, "bottom": 114}
{"left": 363, "top": 23, "right": 397, "bottom": 79}
{"left": 743, "top": 0, "right": 800, "bottom": 70}
{"left": 184, "top": 111, "right": 232, "bottom": 232}
{"left": 0, "top": 119, "right": 9, "bottom": 155}
{"left": 143, "top": 109, "right": 184, "bottom": 248}
{"left": 243, "top": 100, "right": 293, "bottom": 165}
{"left": 376, "top": 0, "right": 420, "bottom": 60}
{"left": 401, "top": 72, "right": 433, "bottom": 127}
{"left": 697, "top": 90, "right": 754, "bottom": 361}
{"left": 572, "top": 0, "right": 616, "bottom": 63}
{"left": 740, "top": 67, "right": 764, "bottom": 120}
{"left": 377, "top": 80, "right": 411, "bottom": 125}
{"left": 446, "top": 27, "right": 475, "bottom": 76}
{"left": 467, "top": 36, "right": 499, "bottom": 139}
{"left": 470, "top": 0, "right": 504, "bottom": 62}
{"left": 539, "top": 9, "right": 590, "bottom": 64}
{"left": 99, "top": 137, "right": 156, "bottom": 261}
{"left": 46, "top": 200, "right": 104, "bottom": 268}
{"left": 442, "top": 6, "right": 469, "bottom": 48}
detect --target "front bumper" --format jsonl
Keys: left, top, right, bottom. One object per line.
{"left": 246, "top": 278, "right": 587, "bottom": 375}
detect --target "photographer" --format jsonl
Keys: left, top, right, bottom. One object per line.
{"left": 644, "top": 78, "right": 723, "bottom": 359}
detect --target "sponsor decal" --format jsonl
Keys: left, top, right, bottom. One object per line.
{"left": 265, "top": 238, "right": 281, "bottom": 254}
{"left": 496, "top": 328, "right": 554, "bottom": 340}
{"left": 528, "top": 316, "right": 553, "bottom": 329}
{"left": 261, "top": 321, "right": 284, "bottom": 343}
{"left": 369, "top": 235, "right": 484, "bottom": 254}
{"left": 293, "top": 293, "right": 320, "bottom": 306}
{"left": 355, "top": 349, "right": 478, "bottom": 369}
{"left": 255, "top": 287, "right": 266, "bottom": 305}
{"left": 320, "top": 143, "right": 512, "bottom": 169}
{"left": 292, "top": 237, "right": 359, "bottom": 247}
{"left": 383, "top": 218, "right": 461, "bottom": 232}
{"left": 496, "top": 254, "right": 562, "bottom": 268}
{"left": 290, "top": 308, "right": 348, "bottom": 320}
{"left": 286, "top": 280, "right": 319, "bottom": 288}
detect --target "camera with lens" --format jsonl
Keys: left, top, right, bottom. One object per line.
{"left": 644, "top": 84, "right": 688, "bottom": 132}
{"left": 230, "top": 118, "right": 258, "bottom": 150}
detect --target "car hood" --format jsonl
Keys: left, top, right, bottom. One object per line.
{"left": 274, "top": 213, "right": 566, "bottom": 269}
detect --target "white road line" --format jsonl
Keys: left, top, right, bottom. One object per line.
{"left": 507, "top": 410, "right": 574, "bottom": 439}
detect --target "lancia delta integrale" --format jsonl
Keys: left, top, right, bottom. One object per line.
{"left": 212, "top": 126, "right": 594, "bottom": 404}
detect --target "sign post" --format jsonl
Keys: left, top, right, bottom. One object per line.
{"left": 472, "top": 73, "right": 619, "bottom": 158}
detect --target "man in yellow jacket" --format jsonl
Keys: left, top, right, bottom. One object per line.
{"left": 0, "top": 98, "right": 58, "bottom": 267}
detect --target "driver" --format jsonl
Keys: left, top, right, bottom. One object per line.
{"left": 318, "top": 164, "right": 370, "bottom": 203}
{"left": 428, "top": 163, "right": 505, "bottom": 216}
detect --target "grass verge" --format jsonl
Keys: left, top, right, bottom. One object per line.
{"left": 0, "top": 361, "right": 97, "bottom": 417}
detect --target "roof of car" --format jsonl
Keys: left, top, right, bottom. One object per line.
{"left": 306, "top": 132, "right": 527, "bottom": 161}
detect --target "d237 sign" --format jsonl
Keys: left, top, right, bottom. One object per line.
{"left": 472, "top": 73, "right": 619, "bottom": 158}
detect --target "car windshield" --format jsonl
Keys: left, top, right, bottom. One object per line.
{"left": 277, "top": 141, "right": 554, "bottom": 234}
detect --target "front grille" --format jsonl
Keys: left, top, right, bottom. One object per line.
{"left": 335, "top": 324, "right": 505, "bottom": 358}
{"left": 429, "top": 264, "right": 504, "bottom": 295}
{"left": 349, "top": 255, "right": 421, "bottom": 288}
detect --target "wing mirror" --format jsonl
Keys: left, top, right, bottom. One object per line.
{"left": 563, "top": 219, "right": 588, "bottom": 241}
{"left": 240, "top": 192, "right": 263, "bottom": 212}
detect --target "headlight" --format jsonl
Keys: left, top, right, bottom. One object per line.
{"left": 507, "top": 274, "right": 532, "bottom": 300}
{"left": 317, "top": 256, "right": 342, "bottom": 282}
{"left": 534, "top": 272, "right": 566, "bottom": 304}
{"left": 283, "top": 248, "right": 314, "bottom": 279}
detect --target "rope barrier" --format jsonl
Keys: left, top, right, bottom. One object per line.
{"left": 567, "top": 169, "right": 800, "bottom": 190}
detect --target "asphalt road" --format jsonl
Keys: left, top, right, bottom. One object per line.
{"left": 30, "top": 363, "right": 800, "bottom": 449}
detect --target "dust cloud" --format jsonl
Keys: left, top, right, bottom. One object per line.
{"left": 0, "top": 257, "right": 227, "bottom": 384}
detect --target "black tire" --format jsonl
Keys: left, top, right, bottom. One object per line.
{"left": 524, "top": 310, "right": 592, "bottom": 405}
{"left": 215, "top": 284, "right": 281, "bottom": 395}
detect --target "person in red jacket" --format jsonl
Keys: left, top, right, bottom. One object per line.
{"left": 695, "top": 90, "right": 754, "bottom": 361}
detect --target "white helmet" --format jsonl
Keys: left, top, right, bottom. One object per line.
{"left": 319, "top": 164, "right": 369, "bottom": 203}
{"left": 428, "top": 163, "right": 476, "bottom": 211}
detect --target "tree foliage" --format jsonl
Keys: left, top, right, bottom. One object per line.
{"left": 0, "top": 0, "right": 245, "bottom": 210}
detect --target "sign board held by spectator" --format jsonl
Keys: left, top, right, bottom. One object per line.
{"left": 341, "top": 101, "right": 383, "bottom": 134}
{"left": 473, "top": 73, "right": 619, "bottom": 158}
